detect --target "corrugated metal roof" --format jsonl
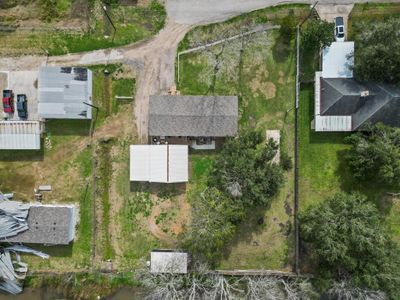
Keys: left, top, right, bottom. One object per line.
{"left": 322, "top": 42, "right": 354, "bottom": 78}
{"left": 130, "top": 145, "right": 188, "bottom": 183}
{"left": 150, "top": 251, "right": 188, "bottom": 274}
{"left": 0, "top": 121, "right": 41, "bottom": 150}
{"left": 38, "top": 67, "right": 92, "bottom": 119}
{"left": 315, "top": 115, "right": 352, "bottom": 132}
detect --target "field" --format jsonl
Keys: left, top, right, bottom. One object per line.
{"left": 0, "top": 0, "right": 166, "bottom": 56}
{"left": 177, "top": 4, "right": 309, "bottom": 270}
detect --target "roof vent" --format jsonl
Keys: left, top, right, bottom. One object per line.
{"left": 361, "top": 90, "right": 369, "bottom": 97}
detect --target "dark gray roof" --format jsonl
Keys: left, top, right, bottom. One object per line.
{"left": 6, "top": 205, "right": 76, "bottom": 245}
{"left": 149, "top": 95, "right": 238, "bottom": 137}
{"left": 320, "top": 78, "right": 400, "bottom": 130}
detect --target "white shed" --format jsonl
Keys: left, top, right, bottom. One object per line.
{"left": 130, "top": 144, "right": 188, "bottom": 183}
{"left": 150, "top": 251, "right": 188, "bottom": 274}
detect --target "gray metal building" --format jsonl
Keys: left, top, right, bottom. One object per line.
{"left": 38, "top": 67, "right": 92, "bottom": 119}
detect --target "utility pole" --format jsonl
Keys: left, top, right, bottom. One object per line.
{"left": 294, "top": 1, "right": 318, "bottom": 275}
{"left": 102, "top": 3, "right": 117, "bottom": 43}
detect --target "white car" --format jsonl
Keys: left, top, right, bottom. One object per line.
{"left": 335, "top": 17, "right": 345, "bottom": 42}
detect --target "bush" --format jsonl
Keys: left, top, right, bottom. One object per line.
{"left": 280, "top": 152, "right": 293, "bottom": 171}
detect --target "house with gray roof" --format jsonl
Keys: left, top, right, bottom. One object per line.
{"left": 314, "top": 42, "right": 400, "bottom": 131}
{"left": 2, "top": 202, "right": 77, "bottom": 245}
{"left": 38, "top": 67, "right": 92, "bottom": 120}
{"left": 149, "top": 95, "right": 238, "bottom": 149}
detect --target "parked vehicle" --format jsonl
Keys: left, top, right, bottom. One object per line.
{"left": 335, "top": 17, "right": 345, "bottom": 42}
{"left": 2, "top": 90, "right": 14, "bottom": 114}
{"left": 17, "top": 94, "right": 28, "bottom": 119}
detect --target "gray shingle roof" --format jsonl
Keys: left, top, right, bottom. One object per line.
{"left": 149, "top": 95, "right": 238, "bottom": 137}
{"left": 38, "top": 67, "right": 92, "bottom": 119}
{"left": 6, "top": 205, "right": 76, "bottom": 245}
{"left": 320, "top": 78, "right": 400, "bottom": 130}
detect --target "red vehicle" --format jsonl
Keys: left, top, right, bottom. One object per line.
{"left": 2, "top": 90, "right": 14, "bottom": 114}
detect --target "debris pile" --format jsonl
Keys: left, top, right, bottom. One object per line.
{"left": 0, "top": 193, "right": 49, "bottom": 294}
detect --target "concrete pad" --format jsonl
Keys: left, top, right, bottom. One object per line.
{"left": 266, "top": 129, "right": 280, "bottom": 164}
{"left": 315, "top": 4, "right": 354, "bottom": 39}
{"left": 7, "top": 71, "right": 39, "bottom": 121}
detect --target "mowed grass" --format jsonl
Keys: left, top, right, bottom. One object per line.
{"left": 179, "top": 25, "right": 297, "bottom": 269}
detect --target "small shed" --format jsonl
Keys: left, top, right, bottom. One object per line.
{"left": 266, "top": 130, "right": 280, "bottom": 163}
{"left": 130, "top": 144, "right": 188, "bottom": 183}
{"left": 150, "top": 250, "right": 188, "bottom": 274}
{"left": 0, "top": 121, "right": 41, "bottom": 150}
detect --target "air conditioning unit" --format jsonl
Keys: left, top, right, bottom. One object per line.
{"left": 361, "top": 90, "right": 369, "bottom": 97}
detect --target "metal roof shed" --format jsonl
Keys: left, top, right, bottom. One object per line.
{"left": 150, "top": 251, "right": 188, "bottom": 274}
{"left": 322, "top": 42, "right": 354, "bottom": 78}
{"left": 38, "top": 67, "right": 92, "bottom": 119}
{"left": 0, "top": 121, "right": 41, "bottom": 150}
{"left": 130, "top": 145, "right": 188, "bottom": 183}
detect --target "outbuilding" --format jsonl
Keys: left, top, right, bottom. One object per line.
{"left": 150, "top": 250, "right": 188, "bottom": 274}
{"left": 38, "top": 66, "right": 93, "bottom": 119}
{"left": 130, "top": 144, "right": 188, "bottom": 183}
{"left": 0, "top": 121, "right": 42, "bottom": 150}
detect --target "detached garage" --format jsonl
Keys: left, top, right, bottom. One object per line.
{"left": 130, "top": 144, "right": 188, "bottom": 183}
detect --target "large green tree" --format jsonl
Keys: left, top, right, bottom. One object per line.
{"left": 301, "top": 193, "right": 400, "bottom": 298}
{"left": 345, "top": 123, "right": 400, "bottom": 185}
{"left": 301, "top": 19, "right": 334, "bottom": 51}
{"left": 353, "top": 18, "right": 400, "bottom": 84}
{"left": 209, "top": 130, "right": 284, "bottom": 207}
{"left": 182, "top": 187, "right": 243, "bottom": 263}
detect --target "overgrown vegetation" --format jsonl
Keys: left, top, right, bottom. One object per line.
{"left": 301, "top": 192, "right": 400, "bottom": 299}
{"left": 300, "top": 19, "right": 334, "bottom": 51}
{"left": 0, "top": 0, "right": 167, "bottom": 56}
{"left": 352, "top": 18, "right": 400, "bottom": 84}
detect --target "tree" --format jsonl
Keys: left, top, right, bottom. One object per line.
{"left": 301, "top": 192, "right": 400, "bottom": 298}
{"left": 209, "top": 130, "right": 284, "bottom": 208}
{"left": 353, "top": 18, "right": 400, "bottom": 84}
{"left": 301, "top": 19, "right": 334, "bottom": 51}
{"left": 279, "top": 14, "right": 297, "bottom": 43}
{"left": 181, "top": 188, "right": 243, "bottom": 263}
{"left": 345, "top": 123, "right": 400, "bottom": 185}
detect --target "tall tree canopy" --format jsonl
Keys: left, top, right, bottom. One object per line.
{"left": 209, "top": 130, "right": 284, "bottom": 207}
{"left": 345, "top": 123, "right": 400, "bottom": 185}
{"left": 301, "top": 19, "right": 334, "bottom": 51}
{"left": 301, "top": 193, "right": 400, "bottom": 298}
{"left": 353, "top": 18, "right": 400, "bottom": 84}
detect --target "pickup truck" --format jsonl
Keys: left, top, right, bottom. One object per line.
{"left": 2, "top": 90, "right": 14, "bottom": 114}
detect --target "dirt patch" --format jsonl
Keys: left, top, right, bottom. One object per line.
{"left": 250, "top": 78, "right": 276, "bottom": 99}
{"left": 278, "top": 70, "right": 284, "bottom": 84}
